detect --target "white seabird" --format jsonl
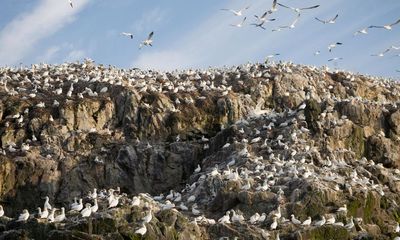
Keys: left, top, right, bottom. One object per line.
{"left": 328, "top": 42, "right": 343, "bottom": 52}
{"left": 135, "top": 222, "right": 147, "bottom": 235}
{"left": 220, "top": 6, "right": 250, "bottom": 16}
{"left": 54, "top": 207, "right": 66, "bottom": 222}
{"left": 68, "top": 0, "right": 73, "bottom": 8}
{"left": 70, "top": 198, "right": 83, "bottom": 211}
{"left": 17, "top": 209, "right": 29, "bottom": 222}
{"left": 371, "top": 48, "right": 391, "bottom": 57}
{"left": 369, "top": 18, "right": 400, "bottom": 30}
{"left": 315, "top": 14, "right": 339, "bottom": 24}
{"left": 280, "top": 13, "right": 301, "bottom": 29}
{"left": 47, "top": 209, "right": 56, "bottom": 222}
{"left": 0, "top": 205, "right": 4, "bottom": 217}
{"left": 230, "top": 17, "right": 247, "bottom": 28}
{"left": 81, "top": 203, "right": 92, "bottom": 217}
{"left": 121, "top": 32, "right": 134, "bottom": 39}
{"left": 44, "top": 196, "right": 52, "bottom": 210}
{"left": 328, "top": 57, "right": 343, "bottom": 62}
{"left": 91, "top": 199, "right": 98, "bottom": 213}
{"left": 142, "top": 210, "right": 152, "bottom": 223}
{"left": 139, "top": 32, "right": 154, "bottom": 49}
{"left": 277, "top": 3, "right": 319, "bottom": 13}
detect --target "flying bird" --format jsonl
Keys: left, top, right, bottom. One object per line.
{"left": 68, "top": 0, "right": 73, "bottom": 8}
{"left": 354, "top": 27, "right": 370, "bottom": 36}
{"left": 270, "top": 0, "right": 278, "bottom": 12}
{"left": 277, "top": 3, "right": 319, "bottom": 13}
{"left": 315, "top": 14, "right": 339, "bottom": 24}
{"left": 251, "top": 19, "right": 276, "bottom": 30}
{"left": 328, "top": 42, "right": 343, "bottom": 52}
{"left": 314, "top": 51, "right": 321, "bottom": 56}
{"left": 369, "top": 18, "right": 400, "bottom": 30}
{"left": 391, "top": 46, "right": 400, "bottom": 50}
{"left": 280, "top": 14, "right": 301, "bottom": 29}
{"left": 266, "top": 53, "right": 280, "bottom": 59}
{"left": 139, "top": 32, "right": 154, "bottom": 49}
{"left": 230, "top": 17, "right": 247, "bottom": 28}
{"left": 371, "top": 48, "right": 391, "bottom": 57}
{"left": 121, "top": 32, "right": 134, "bottom": 39}
{"left": 328, "top": 57, "right": 343, "bottom": 62}
{"left": 220, "top": 6, "right": 250, "bottom": 16}
{"left": 254, "top": 11, "right": 271, "bottom": 22}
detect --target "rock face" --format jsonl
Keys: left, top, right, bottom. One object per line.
{"left": 0, "top": 61, "right": 400, "bottom": 239}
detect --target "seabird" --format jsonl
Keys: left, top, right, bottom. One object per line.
{"left": 218, "top": 211, "right": 231, "bottom": 224}
{"left": 302, "top": 216, "right": 312, "bottom": 226}
{"left": 291, "top": 214, "right": 301, "bottom": 225}
{"left": 142, "top": 210, "right": 152, "bottom": 223}
{"left": 121, "top": 32, "right": 134, "bottom": 39}
{"left": 135, "top": 222, "right": 147, "bottom": 235}
{"left": 54, "top": 208, "right": 66, "bottom": 222}
{"left": 371, "top": 48, "right": 391, "bottom": 57}
{"left": 91, "top": 199, "right": 98, "bottom": 213}
{"left": 266, "top": 53, "right": 280, "bottom": 59}
{"left": 315, "top": 14, "right": 339, "bottom": 24}
{"left": 280, "top": 13, "right": 301, "bottom": 29}
{"left": 328, "top": 57, "right": 343, "bottom": 62}
{"left": 230, "top": 17, "right": 247, "bottom": 28}
{"left": 39, "top": 207, "right": 49, "bottom": 219}
{"left": 354, "top": 27, "right": 370, "bottom": 35}
{"left": 47, "top": 209, "right": 56, "bottom": 222}
{"left": 81, "top": 203, "right": 92, "bottom": 217}
{"left": 369, "top": 18, "right": 400, "bottom": 30}
{"left": 139, "top": 31, "right": 154, "bottom": 49}
{"left": 314, "top": 216, "right": 326, "bottom": 226}
{"left": 17, "top": 209, "right": 29, "bottom": 222}
{"left": 68, "top": 0, "right": 73, "bottom": 8}
{"left": 344, "top": 216, "right": 354, "bottom": 230}
{"left": 131, "top": 196, "right": 141, "bottom": 206}
{"left": 270, "top": 0, "right": 278, "bottom": 12}
{"left": 251, "top": 18, "right": 276, "bottom": 30}
{"left": 43, "top": 196, "right": 52, "bottom": 210}
{"left": 328, "top": 42, "right": 343, "bottom": 52}
{"left": 194, "top": 164, "right": 201, "bottom": 173}
{"left": 277, "top": 3, "right": 319, "bottom": 13}
{"left": 220, "top": 6, "right": 250, "bottom": 16}
{"left": 70, "top": 198, "right": 83, "bottom": 211}
{"left": 0, "top": 205, "right": 4, "bottom": 217}
{"left": 270, "top": 217, "right": 278, "bottom": 230}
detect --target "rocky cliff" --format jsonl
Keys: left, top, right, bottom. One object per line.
{"left": 0, "top": 60, "right": 399, "bottom": 240}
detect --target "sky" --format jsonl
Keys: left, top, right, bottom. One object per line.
{"left": 0, "top": 0, "right": 399, "bottom": 77}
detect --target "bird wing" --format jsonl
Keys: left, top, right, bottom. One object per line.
{"left": 241, "top": 17, "right": 247, "bottom": 25}
{"left": 331, "top": 14, "right": 339, "bottom": 21}
{"left": 292, "top": 14, "right": 301, "bottom": 25}
{"left": 390, "top": 18, "right": 400, "bottom": 26}
{"left": 369, "top": 25, "right": 384, "bottom": 28}
{"left": 315, "top": 17, "right": 326, "bottom": 24}
{"left": 300, "top": 5, "right": 320, "bottom": 10}
{"left": 147, "top": 31, "right": 154, "bottom": 40}
{"left": 277, "top": 3, "right": 293, "bottom": 10}
{"left": 272, "top": 0, "right": 277, "bottom": 9}
{"left": 242, "top": 5, "right": 251, "bottom": 11}
{"left": 260, "top": 11, "right": 269, "bottom": 19}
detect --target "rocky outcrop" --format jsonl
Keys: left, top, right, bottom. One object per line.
{"left": 0, "top": 61, "right": 399, "bottom": 239}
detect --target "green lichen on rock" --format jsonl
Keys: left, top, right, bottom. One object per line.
{"left": 304, "top": 99, "right": 321, "bottom": 134}
{"left": 305, "top": 225, "right": 350, "bottom": 240}
{"left": 345, "top": 125, "right": 365, "bottom": 159}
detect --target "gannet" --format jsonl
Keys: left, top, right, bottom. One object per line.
{"left": 344, "top": 216, "right": 354, "bottom": 230}
{"left": 395, "top": 222, "right": 399, "bottom": 232}
{"left": 369, "top": 18, "right": 400, "bottom": 30}
{"left": 0, "top": 205, "right": 4, "bottom": 217}
{"left": 47, "top": 209, "right": 56, "bottom": 222}
{"left": 218, "top": 211, "right": 231, "bottom": 224}
{"left": 54, "top": 208, "right": 65, "bottom": 222}
{"left": 194, "top": 164, "right": 201, "bottom": 173}
{"left": 131, "top": 196, "right": 141, "bottom": 206}
{"left": 68, "top": 0, "right": 73, "bottom": 8}
{"left": 231, "top": 210, "right": 244, "bottom": 223}
{"left": 336, "top": 204, "right": 347, "bottom": 214}
{"left": 326, "top": 215, "right": 335, "bottom": 224}
{"left": 280, "top": 14, "right": 300, "bottom": 29}
{"left": 277, "top": 3, "right": 319, "bottom": 13}
{"left": 230, "top": 17, "right": 247, "bottom": 28}
{"left": 139, "top": 32, "right": 154, "bottom": 49}
{"left": 135, "top": 222, "right": 147, "bottom": 235}
{"left": 315, "top": 14, "right": 339, "bottom": 24}
{"left": 220, "top": 6, "right": 250, "bottom": 16}
{"left": 291, "top": 214, "right": 301, "bottom": 225}
{"left": 328, "top": 42, "right": 343, "bottom": 52}
{"left": 302, "top": 216, "right": 312, "bottom": 226}
{"left": 270, "top": 217, "right": 278, "bottom": 230}
{"left": 108, "top": 195, "right": 120, "bottom": 208}
{"left": 91, "top": 199, "right": 98, "bottom": 213}
{"left": 371, "top": 48, "right": 391, "bottom": 57}
{"left": 81, "top": 203, "right": 92, "bottom": 217}
{"left": 17, "top": 209, "right": 29, "bottom": 222}
{"left": 314, "top": 216, "right": 326, "bottom": 226}
{"left": 250, "top": 213, "right": 260, "bottom": 224}
{"left": 142, "top": 210, "right": 152, "bottom": 223}
{"left": 39, "top": 207, "right": 49, "bottom": 219}
{"left": 328, "top": 57, "right": 343, "bottom": 62}
{"left": 121, "top": 32, "right": 134, "bottom": 39}
{"left": 71, "top": 198, "right": 83, "bottom": 211}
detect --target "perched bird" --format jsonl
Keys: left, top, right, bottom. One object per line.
{"left": 121, "top": 32, "right": 134, "bottom": 39}
{"left": 44, "top": 196, "right": 52, "bottom": 210}
{"left": 0, "top": 205, "right": 4, "bottom": 217}
{"left": 81, "top": 203, "right": 92, "bottom": 217}
{"left": 220, "top": 6, "right": 250, "bottom": 16}
{"left": 194, "top": 164, "right": 201, "bottom": 173}
{"left": 218, "top": 211, "right": 231, "bottom": 224}
{"left": 336, "top": 204, "right": 347, "bottom": 214}
{"left": 131, "top": 196, "right": 141, "bottom": 206}
{"left": 71, "top": 199, "right": 83, "bottom": 211}
{"left": 315, "top": 14, "right": 339, "bottom": 24}
{"left": 39, "top": 207, "right": 49, "bottom": 219}
{"left": 135, "top": 222, "right": 147, "bottom": 236}
{"left": 345, "top": 216, "right": 354, "bottom": 230}
{"left": 91, "top": 199, "right": 98, "bottom": 213}
{"left": 270, "top": 217, "right": 278, "bottom": 230}
{"left": 17, "top": 209, "right": 29, "bottom": 222}
{"left": 54, "top": 208, "right": 66, "bottom": 222}
{"left": 291, "top": 214, "right": 301, "bottom": 225}
{"left": 47, "top": 209, "right": 56, "bottom": 222}
{"left": 142, "top": 210, "right": 152, "bottom": 223}
{"left": 302, "top": 216, "right": 312, "bottom": 226}
{"left": 314, "top": 216, "right": 326, "bottom": 226}
{"left": 139, "top": 32, "right": 154, "bottom": 49}
{"left": 369, "top": 18, "right": 400, "bottom": 30}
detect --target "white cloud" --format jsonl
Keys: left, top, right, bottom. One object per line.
{"left": 131, "top": 7, "right": 167, "bottom": 34}
{"left": 0, "top": 0, "right": 90, "bottom": 66}
{"left": 37, "top": 46, "right": 61, "bottom": 62}
{"left": 65, "top": 49, "right": 86, "bottom": 62}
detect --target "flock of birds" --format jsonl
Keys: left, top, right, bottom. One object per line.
{"left": 61, "top": 0, "right": 400, "bottom": 74}
{"left": 0, "top": 58, "right": 400, "bottom": 239}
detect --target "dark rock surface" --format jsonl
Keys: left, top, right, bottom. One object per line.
{"left": 0, "top": 61, "right": 399, "bottom": 239}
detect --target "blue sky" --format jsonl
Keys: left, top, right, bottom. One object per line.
{"left": 0, "top": 0, "right": 399, "bottom": 77}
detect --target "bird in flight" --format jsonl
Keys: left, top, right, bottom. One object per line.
{"left": 369, "top": 18, "right": 400, "bottom": 30}
{"left": 220, "top": 6, "right": 250, "bottom": 16}
{"left": 354, "top": 27, "right": 370, "bottom": 36}
{"left": 371, "top": 48, "right": 391, "bottom": 57}
{"left": 270, "top": 0, "right": 278, "bottom": 13}
{"left": 251, "top": 19, "right": 276, "bottom": 30}
{"left": 328, "top": 42, "right": 343, "bottom": 52}
{"left": 68, "top": 0, "right": 73, "bottom": 8}
{"left": 277, "top": 3, "right": 319, "bottom": 13}
{"left": 139, "top": 32, "right": 154, "bottom": 49}
{"left": 328, "top": 57, "right": 343, "bottom": 62}
{"left": 230, "top": 17, "right": 247, "bottom": 28}
{"left": 315, "top": 14, "right": 339, "bottom": 24}
{"left": 266, "top": 53, "right": 280, "bottom": 59}
{"left": 121, "top": 32, "right": 134, "bottom": 39}
{"left": 280, "top": 14, "right": 301, "bottom": 29}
